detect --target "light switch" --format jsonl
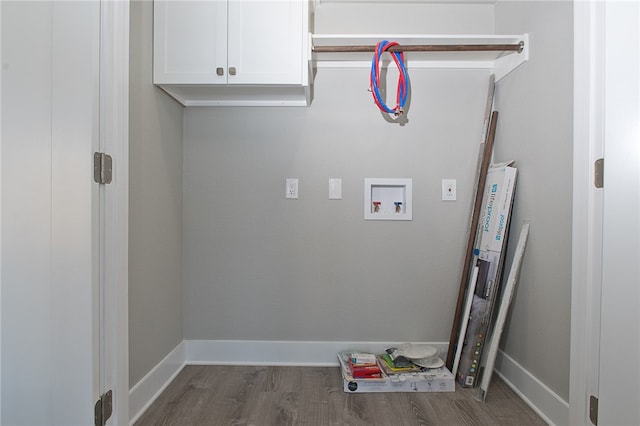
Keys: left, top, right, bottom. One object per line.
{"left": 329, "top": 178, "right": 342, "bottom": 199}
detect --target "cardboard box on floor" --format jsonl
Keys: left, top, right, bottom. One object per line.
{"left": 456, "top": 162, "right": 518, "bottom": 388}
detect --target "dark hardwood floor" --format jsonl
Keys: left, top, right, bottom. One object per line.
{"left": 134, "top": 365, "right": 547, "bottom": 425}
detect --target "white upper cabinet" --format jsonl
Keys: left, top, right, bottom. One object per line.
{"left": 154, "top": 0, "right": 227, "bottom": 85}
{"left": 227, "top": 0, "right": 304, "bottom": 85}
{"left": 153, "top": 0, "right": 310, "bottom": 106}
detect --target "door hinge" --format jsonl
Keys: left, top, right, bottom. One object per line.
{"left": 590, "top": 395, "right": 599, "bottom": 425}
{"left": 594, "top": 158, "right": 604, "bottom": 188}
{"left": 95, "top": 389, "right": 113, "bottom": 426}
{"left": 94, "top": 152, "right": 113, "bottom": 184}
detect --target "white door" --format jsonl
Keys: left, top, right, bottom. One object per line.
{"left": 1, "top": 1, "right": 100, "bottom": 424}
{"left": 1, "top": 1, "right": 128, "bottom": 424}
{"left": 597, "top": 1, "right": 640, "bottom": 424}
{"left": 572, "top": 1, "right": 640, "bottom": 424}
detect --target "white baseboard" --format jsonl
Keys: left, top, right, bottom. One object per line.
{"left": 185, "top": 339, "right": 449, "bottom": 366}
{"left": 494, "top": 349, "right": 569, "bottom": 426}
{"left": 128, "top": 340, "right": 567, "bottom": 426}
{"left": 129, "top": 341, "right": 186, "bottom": 425}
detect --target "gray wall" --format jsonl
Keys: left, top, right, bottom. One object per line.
{"left": 129, "top": 0, "right": 184, "bottom": 387}
{"left": 181, "top": 3, "right": 495, "bottom": 343}
{"left": 313, "top": 2, "right": 493, "bottom": 33}
{"left": 494, "top": 1, "right": 573, "bottom": 401}
{"left": 183, "top": 69, "right": 490, "bottom": 341}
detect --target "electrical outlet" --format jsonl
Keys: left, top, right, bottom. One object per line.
{"left": 285, "top": 178, "right": 299, "bottom": 199}
{"left": 442, "top": 179, "right": 457, "bottom": 201}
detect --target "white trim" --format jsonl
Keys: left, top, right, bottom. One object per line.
{"left": 570, "top": 1, "right": 605, "bottom": 424}
{"left": 0, "top": 2, "right": 3, "bottom": 419}
{"left": 100, "top": 1, "right": 130, "bottom": 424}
{"left": 494, "top": 350, "right": 569, "bottom": 426}
{"left": 186, "top": 340, "right": 448, "bottom": 366}
{"left": 129, "top": 342, "right": 187, "bottom": 426}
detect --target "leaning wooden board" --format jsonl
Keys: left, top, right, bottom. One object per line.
{"left": 445, "top": 74, "right": 497, "bottom": 371}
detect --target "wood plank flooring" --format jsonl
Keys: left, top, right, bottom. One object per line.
{"left": 134, "top": 365, "right": 547, "bottom": 426}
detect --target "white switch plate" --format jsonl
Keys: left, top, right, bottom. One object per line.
{"left": 329, "top": 178, "right": 342, "bottom": 199}
{"left": 285, "top": 178, "right": 299, "bottom": 199}
{"left": 442, "top": 179, "right": 456, "bottom": 201}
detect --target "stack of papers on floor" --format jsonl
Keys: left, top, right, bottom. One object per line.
{"left": 338, "top": 349, "right": 454, "bottom": 393}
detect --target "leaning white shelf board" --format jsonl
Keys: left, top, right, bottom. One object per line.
{"left": 452, "top": 265, "right": 480, "bottom": 376}
{"left": 476, "top": 223, "right": 530, "bottom": 402}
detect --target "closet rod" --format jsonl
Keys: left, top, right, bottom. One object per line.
{"left": 313, "top": 41, "right": 524, "bottom": 54}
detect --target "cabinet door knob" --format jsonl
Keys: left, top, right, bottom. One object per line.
{"left": 228, "top": 67, "right": 237, "bottom": 76}
{"left": 216, "top": 67, "right": 224, "bottom": 76}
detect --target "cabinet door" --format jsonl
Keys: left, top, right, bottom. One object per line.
{"left": 154, "top": 0, "right": 228, "bottom": 84}
{"left": 227, "top": 0, "right": 304, "bottom": 85}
